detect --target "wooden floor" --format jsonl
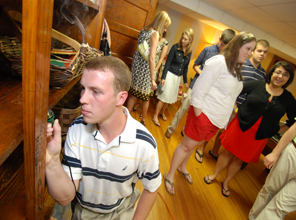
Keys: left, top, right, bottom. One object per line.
{"left": 132, "top": 96, "right": 296, "bottom": 220}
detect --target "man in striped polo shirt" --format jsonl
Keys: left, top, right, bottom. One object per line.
{"left": 209, "top": 39, "right": 270, "bottom": 159}
{"left": 46, "top": 56, "right": 161, "bottom": 219}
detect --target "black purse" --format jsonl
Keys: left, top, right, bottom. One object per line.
{"left": 100, "top": 31, "right": 111, "bottom": 56}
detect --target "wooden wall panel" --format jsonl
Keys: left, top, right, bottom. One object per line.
{"left": 105, "top": 0, "right": 158, "bottom": 68}
{"left": 110, "top": 31, "right": 137, "bottom": 58}
{"left": 105, "top": 0, "right": 148, "bottom": 31}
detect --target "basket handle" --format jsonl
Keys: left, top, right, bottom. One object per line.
{"left": 1, "top": 7, "right": 23, "bottom": 42}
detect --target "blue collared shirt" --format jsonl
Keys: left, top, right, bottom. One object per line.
{"left": 190, "top": 44, "right": 220, "bottom": 88}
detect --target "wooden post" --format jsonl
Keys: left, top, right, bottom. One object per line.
{"left": 22, "top": 0, "right": 54, "bottom": 219}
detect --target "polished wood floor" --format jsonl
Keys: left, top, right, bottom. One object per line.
{"left": 132, "top": 96, "right": 296, "bottom": 220}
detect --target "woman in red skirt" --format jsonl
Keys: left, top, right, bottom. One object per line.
{"left": 204, "top": 61, "right": 296, "bottom": 197}
{"left": 163, "top": 32, "right": 257, "bottom": 195}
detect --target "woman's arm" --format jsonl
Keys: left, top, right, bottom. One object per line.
{"left": 264, "top": 122, "right": 296, "bottom": 169}
{"left": 161, "top": 44, "right": 176, "bottom": 81}
{"left": 182, "top": 52, "right": 191, "bottom": 88}
{"left": 190, "top": 56, "right": 224, "bottom": 110}
{"left": 155, "top": 44, "right": 168, "bottom": 75}
{"left": 240, "top": 80, "right": 258, "bottom": 95}
{"left": 149, "top": 31, "right": 159, "bottom": 90}
{"left": 284, "top": 94, "right": 296, "bottom": 128}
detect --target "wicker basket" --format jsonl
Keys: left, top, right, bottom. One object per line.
{"left": 53, "top": 83, "right": 81, "bottom": 143}
{"left": 0, "top": 7, "right": 103, "bottom": 89}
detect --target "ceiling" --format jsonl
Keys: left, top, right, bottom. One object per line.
{"left": 201, "top": 0, "right": 296, "bottom": 48}
{"left": 158, "top": 0, "right": 296, "bottom": 64}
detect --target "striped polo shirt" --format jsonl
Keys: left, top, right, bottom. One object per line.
{"left": 237, "top": 59, "right": 266, "bottom": 106}
{"left": 62, "top": 107, "right": 161, "bottom": 213}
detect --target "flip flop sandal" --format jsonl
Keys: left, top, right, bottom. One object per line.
{"left": 163, "top": 173, "right": 175, "bottom": 196}
{"left": 204, "top": 175, "right": 214, "bottom": 185}
{"left": 132, "top": 103, "right": 141, "bottom": 112}
{"left": 221, "top": 182, "right": 230, "bottom": 197}
{"left": 195, "top": 149, "right": 204, "bottom": 163}
{"left": 140, "top": 120, "right": 146, "bottom": 126}
{"left": 139, "top": 114, "right": 142, "bottom": 120}
{"left": 152, "top": 118, "right": 160, "bottom": 127}
{"left": 177, "top": 169, "right": 193, "bottom": 184}
{"left": 160, "top": 114, "right": 167, "bottom": 121}
{"left": 209, "top": 150, "right": 218, "bottom": 161}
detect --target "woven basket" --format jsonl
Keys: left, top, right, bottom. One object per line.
{"left": 0, "top": 7, "right": 103, "bottom": 89}
{"left": 53, "top": 83, "right": 81, "bottom": 143}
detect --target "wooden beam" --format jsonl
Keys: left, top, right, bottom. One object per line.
{"left": 22, "top": 0, "right": 54, "bottom": 219}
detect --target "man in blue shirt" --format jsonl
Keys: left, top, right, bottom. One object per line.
{"left": 209, "top": 39, "right": 270, "bottom": 160}
{"left": 165, "top": 29, "right": 236, "bottom": 140}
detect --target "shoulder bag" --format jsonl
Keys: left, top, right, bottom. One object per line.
{"left": 137, "top": 38, "right": 149, "bottom": 62}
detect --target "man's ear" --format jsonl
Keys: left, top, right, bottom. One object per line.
{"left": 116, "top": 91, "right": 128, "bottom": 106}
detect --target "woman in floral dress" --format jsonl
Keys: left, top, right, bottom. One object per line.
{"left": 126, "top": 11, "right": 171, "bottom": 126}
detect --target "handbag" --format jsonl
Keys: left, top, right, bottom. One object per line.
{"left": 100, "top": 31, "right": 111, "bottom": 56}
{"left": 100, "top": 19, "right": 111, "bottom": 56}
{"left": 157, "top": 83, "right": 164, "bottom": 94}
{"left": 137, "top": 38, "right": 149, "bottom": 62}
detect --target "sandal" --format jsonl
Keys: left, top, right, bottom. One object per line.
{"left": 160, "top": 114, "right": 167, "bottom": 121}
{"left": 177, "top": 169, "right": 193, "bottom": 184}
{"left": 140, "top": 120, "right": 146, "bottom": 126}
{"left": 139, "top": 114, "right": 142, "bottom": 120}
{"left": 152, "top": 118, "right": 160, "bottom": 127}
{"left": 163, "top": 173, "right": 174, "bottom": 196}
{"left": 204, "top": 175, "right": 214, "bottom": 185}
{"left": 209, "top": 150, "right": 219, "bottom": 161}
{"left": 132, "top": 103, "right": 141, "bottom": 112}
{"left": 221, "top": 182, "right": 230, "bottom": 197}
{"left": 195, "top": 149, "right": 204, "bottom": 163}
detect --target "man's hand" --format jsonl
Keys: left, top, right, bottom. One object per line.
{"left": 264, "top": 152, "right": 279, "bottom": 169}
{"left": 46, "top": 119, "right": 62, "bottom": 165}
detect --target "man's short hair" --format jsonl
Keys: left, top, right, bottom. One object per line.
{"left": 255, "top": 39, "right": 270, "bottom": 50}
{"left": 84, "top": 56, "right": 131, "bottom": 95}
{"left": 220, "top": 29, "right": 236, "bottom": 44}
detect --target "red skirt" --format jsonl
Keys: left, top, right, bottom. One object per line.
{"left": 184, "top": 106, "right": 219, "bottom": 142}
{"left": 220, "top": 115, "right": 268, "bottom": 163}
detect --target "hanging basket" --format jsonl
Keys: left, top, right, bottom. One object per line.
{"left": 0, "top": 7, "right": 103, "bottom": 89}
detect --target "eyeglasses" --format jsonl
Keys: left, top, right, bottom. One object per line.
{"left": 274, "top": 71, "right": 289, "bottom": 78}
{"left": 242, "top": 33, "right": 254, "bottom": 41}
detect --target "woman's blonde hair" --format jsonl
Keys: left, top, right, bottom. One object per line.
{"left": 145, "top": 11, "right": 171, "bottom": 38}
{"left": 178, "top": 28, "right": 194, "bottom": 56}
{"left": 220, "top": 31, "right": 256, "bottom": 81}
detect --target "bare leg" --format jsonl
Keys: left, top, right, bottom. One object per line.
{"left": 126, "top": 94, "right": 137, "bottom": 112}
{"left": 195, "top": 141, "right": 208, "bottom": 163}
{"left": 165, "top": 135, "right": 203, "bottom": 194}
{"left": 152, "top": 100, "right": 164, "bottom": 121}
{"left": 180, "top": 140, "right": 206, "bottom": 170}
{"left": 141, "top": 100, "right": 150, "bottom": 123}
{"left": 207, "top": 150, "right": 234, "bottom": 181}
{"left": 222, "top": 156, "right": 244, "bottom": 196}
{"left": 161, "top": 103, "right": 168, "bottom": 117}
{"left": 211, "top": 129, "right": 223, "bottom": 156}
{"left": 132, "top": 101, "right": 141, "bottom": 111}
